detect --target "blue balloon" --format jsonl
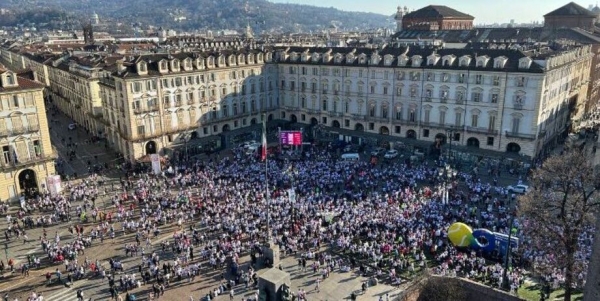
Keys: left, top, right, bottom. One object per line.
{"left": 471, "top": 228, "right": 496, "bottom": 252}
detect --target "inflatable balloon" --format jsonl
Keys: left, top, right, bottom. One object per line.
{"left": 472, "top": 228, "right": 496, "bottom": 252}
{"left": 447, "top": 222, "right": 474, "bottom": 247}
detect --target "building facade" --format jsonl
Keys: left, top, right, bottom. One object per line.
{"left": 275, "top": 45, "right": 592, "bottom": 159}
{"left": 400, "top": 5, "right": 474, "bottom": 31}
{"left": 544, "top": 2, "right": 597, "bottom": 31}
{"left": 98, "top": 50, "right": 279, "bottom": 161}
{"left": 0, "top": 67, "right": 56, "bottom": 201}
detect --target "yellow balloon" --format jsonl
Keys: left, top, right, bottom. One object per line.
{"left": 447, "top": 222, "right": 474, "bottom": 247}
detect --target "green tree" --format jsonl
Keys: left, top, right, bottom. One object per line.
{"left": 518, "top": 150, "right": 600, "bottom": 301}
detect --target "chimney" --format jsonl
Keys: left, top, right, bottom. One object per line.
{"left": 116, "top": 59, "right": 126, "bottom": 74}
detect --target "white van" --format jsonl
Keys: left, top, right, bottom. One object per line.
{"left": 341, "top": 153, "right": 360, "bottom": 161}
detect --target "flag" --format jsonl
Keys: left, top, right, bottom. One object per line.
{"left": 261, "top": 117, "right": 267, "bottom": 161}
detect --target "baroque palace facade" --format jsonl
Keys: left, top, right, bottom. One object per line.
{"left": 275, "top": 45, "right": 591, "bottom": 159}
{"left": 0, "top": 43, "right": 593, "bottom": 162}
{"left": 0, "top": 67, "right": 56, "bottom": 201}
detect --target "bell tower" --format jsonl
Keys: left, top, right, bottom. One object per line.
{"left": 395, "top": 5, "right": 408, "bottom": 32}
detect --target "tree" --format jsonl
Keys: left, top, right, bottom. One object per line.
{"left": 518, "top": 150, "right": 600, "bottom": 301}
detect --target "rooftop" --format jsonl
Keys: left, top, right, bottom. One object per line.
{"left": 404, "top": 5, "right": 474, "bottom": 20}
{"left": 544, "top": 2, "right": 596, "bottom": 17}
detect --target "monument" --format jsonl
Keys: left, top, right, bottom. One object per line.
{"left": 258, "top": 267, "right": 291, "bottom": 301}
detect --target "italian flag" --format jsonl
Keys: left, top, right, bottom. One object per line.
{"left": 261, "top": 118, "right": 267, "bottom": 161}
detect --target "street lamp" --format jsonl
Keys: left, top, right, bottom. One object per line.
{"left": 502, "top": 209, "right": 517, "bottom": 290}
{"left": 180, "top": 133, "right": 189, "bottom": 161}
{"left": 437, "top": 164, "right": 457, "bottom": 205}
{"left": 445, "top": 129, "right": 459, "bottom": 167}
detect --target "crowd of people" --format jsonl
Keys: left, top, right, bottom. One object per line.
{"left": 1, "top": 136, "right": 597, "bottom": 300}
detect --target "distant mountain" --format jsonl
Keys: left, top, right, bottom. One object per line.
{"left": 0, "top": 0, "right": 391, "bottom": 33}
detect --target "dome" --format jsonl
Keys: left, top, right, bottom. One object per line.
{"left": 593, "top": 6, "right": 600, "bottom": 13}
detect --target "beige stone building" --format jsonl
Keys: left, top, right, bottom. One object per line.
{"left": 98, "top": 50, "right": 278, "bottom": 161}
{"left": 0, "top": 67, "right": 56, "bottom": 201}
{"left": 276, "top": 45, "right": 592, "bottom": 159}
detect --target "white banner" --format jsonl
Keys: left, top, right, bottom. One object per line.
{"left": 150, "top": 154, "right": 161, "bottom": 175}
{"left": 46, "top": 175, "right": 62, "bottom": 196}
{"left": 288, "top": 188, "right": 296, "bottom": 203}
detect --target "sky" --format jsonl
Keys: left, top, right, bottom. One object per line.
{"left": 269, "top": 0, "right": 596, "bottom": 24}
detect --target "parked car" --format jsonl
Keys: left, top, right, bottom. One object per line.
{"left": 507, "top": 184, "right": 529, "bottom": 194}
{"left": 384, "top": 149, "right": 399, "bottom": 159}
{"left": 240, "top": 140, "right": 257, "bottom": 149}
{"left": 370, "top": 147, "right": 386, "bottom": 157}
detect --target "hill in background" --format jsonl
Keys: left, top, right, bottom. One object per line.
{"left": 0, "top": 0, "right": 391, "bottom": 33}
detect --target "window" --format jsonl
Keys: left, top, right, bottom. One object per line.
{"left": 32, "top": 140, "right": 41, "bottom": 157}
{"left": 424, "top": 110, "right": 430, "bottom": 123}
{"left": 458, "top": 74, "right": 465, "bottom": 83}
{"left": 427, "top": 73, "right": 434, "bottom": 81}
{"left": 370, "top": 86, "right": 375, "bottom": 94}
{"left": 2, "top": 145, "right": 9, "bottom": 164}
{"left": 345, "top": 101, "right": 350, "bottom": 113}
{"left": 425, "top": 89, "right": 432, "bottom": 101}
{"left": 368, "top": 123, "right": 374, "bottom": 130}
{"left": 345, "top": 119, "right": 350, "bottom": 127}
{"left": 471, "top": 114, "right": 478, "bottom": 127}
{"left": 409, "top": 110, "right": 416, "bottom": 122}
{"left": 516, "top": 77, "right": 526, "bottom": 87}
{"left": 487, "top": 137, "right": 494, "bottom": 146}
{"left": 396, "top": 87, "right": 402, "bottom": 96}
{"left": 410, "top": 87, "right": 418, "bottom": 98}
{"left": 132, "top": 82, "right": 142, "bottom": 92}
{"left": 493, "top": 76, "right": 500, "bottom": 86}
{"left": 12, "top": 96, "right": 19, "bottom": 108}
{"left": 382, "top": 106, "right": 388, "bottom": 118}
{"left": 472, "top": 92, "right": 482, "bottom": 102}
{"left": 411, "top": 72, "right": 420, "bottom": 81}
{"left": 137, "top": 125, "right": 145, "bottom": 135}
{"left": 383, "top": 87, "right": 388, "bottom": 95}
{"left": 439, "top": 111, "right": 446, "bottom": 124}
{"left": 423, "top": 129, "right": 429, "bottom": 137}
{"left": 488, "top": 115, "right": 496, "bottom": 131}
{"left": 384, "top": 71, "right": 389, "bottom": 80}
{"left": 397, "top": 72, "right": 404, "bottom": 80}
{"left": 441, "top": 73, "right": 449, "bottom": 82}
{"left": 395, "top": 107, "right": 402, "bottom": 120}
{"left": 455, "top": 112, "right": 462, "bottom": 127}
{"left": 322, "top": 100, "right": 328, "bottom": 111}
{"left": 6, "top": 74, "right": 14, "bottom": 85}
{"left": 491, "top": 93, "right": 499, "bottom": 103}
{"left": 511, "top": 117, "right": 520, "bottom": 133}
{"left": 312, "top": 68, "right": 318, "bottom": 76}
{"left": 456, "top": 91, "right": 464, "bottom": 102}
{"left": 475, "top": 75, "right": 482, "bottom": 84}
{"left": 440, "top": 90, "right": 449, "bottom": 101}
{"left": 369, "top": 105, "right": 376, "bottom": 117}
{"left": 395, "top": 126, "right": 401, "bottom": 134}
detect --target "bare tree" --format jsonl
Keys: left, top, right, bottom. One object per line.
{"left": 518, "top": 150, "right": 600, "bottom": 301}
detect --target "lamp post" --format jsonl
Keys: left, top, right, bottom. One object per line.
{"left": 180, "top": 133, "right": 189, "bottom": 161}
{"left": 445, "top": 129, "right": 458, "bottom": 167}
{"left": 437, "top": 164, "right": 457, "bottom": 205}
{"left": 502, "top": 209, "right": 516, "bottom": 290}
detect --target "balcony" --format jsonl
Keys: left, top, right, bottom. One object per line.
{"left": 133, "top": 106, "right": 159, "bottom": 114}
{"left": 513, "top": 104, "right": 523, "bottom": 110}
{"left": 351, "top": 114, "right": 367, "bottom": 121}
{"left": 187, "top": 100, "right": 195, "bottom": 105}
{"left": 0, "top": 151, "right": 58, "bottom": 170}
{"left": 0, "top": 125, "right": 40, "bottom": 138}
{"left": 283, "top": 106, "right": 299, "bottom": 112}
{"left": 132, "top": 130, "right": 165, "bottom": 142}
{"left": 505, "top": 131, "right": 535, "bottom": 140}
{"left": 307, "top": 109, "right": 321, "bottom": 114}
{"left": 466, "top": 127, "right": 499, "bottom": 135}
{"left": 328, "top": 111, "right": 344, "bottom": 117}
{"left": 368, "top": 116, "right": 389, "bottom": 123}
